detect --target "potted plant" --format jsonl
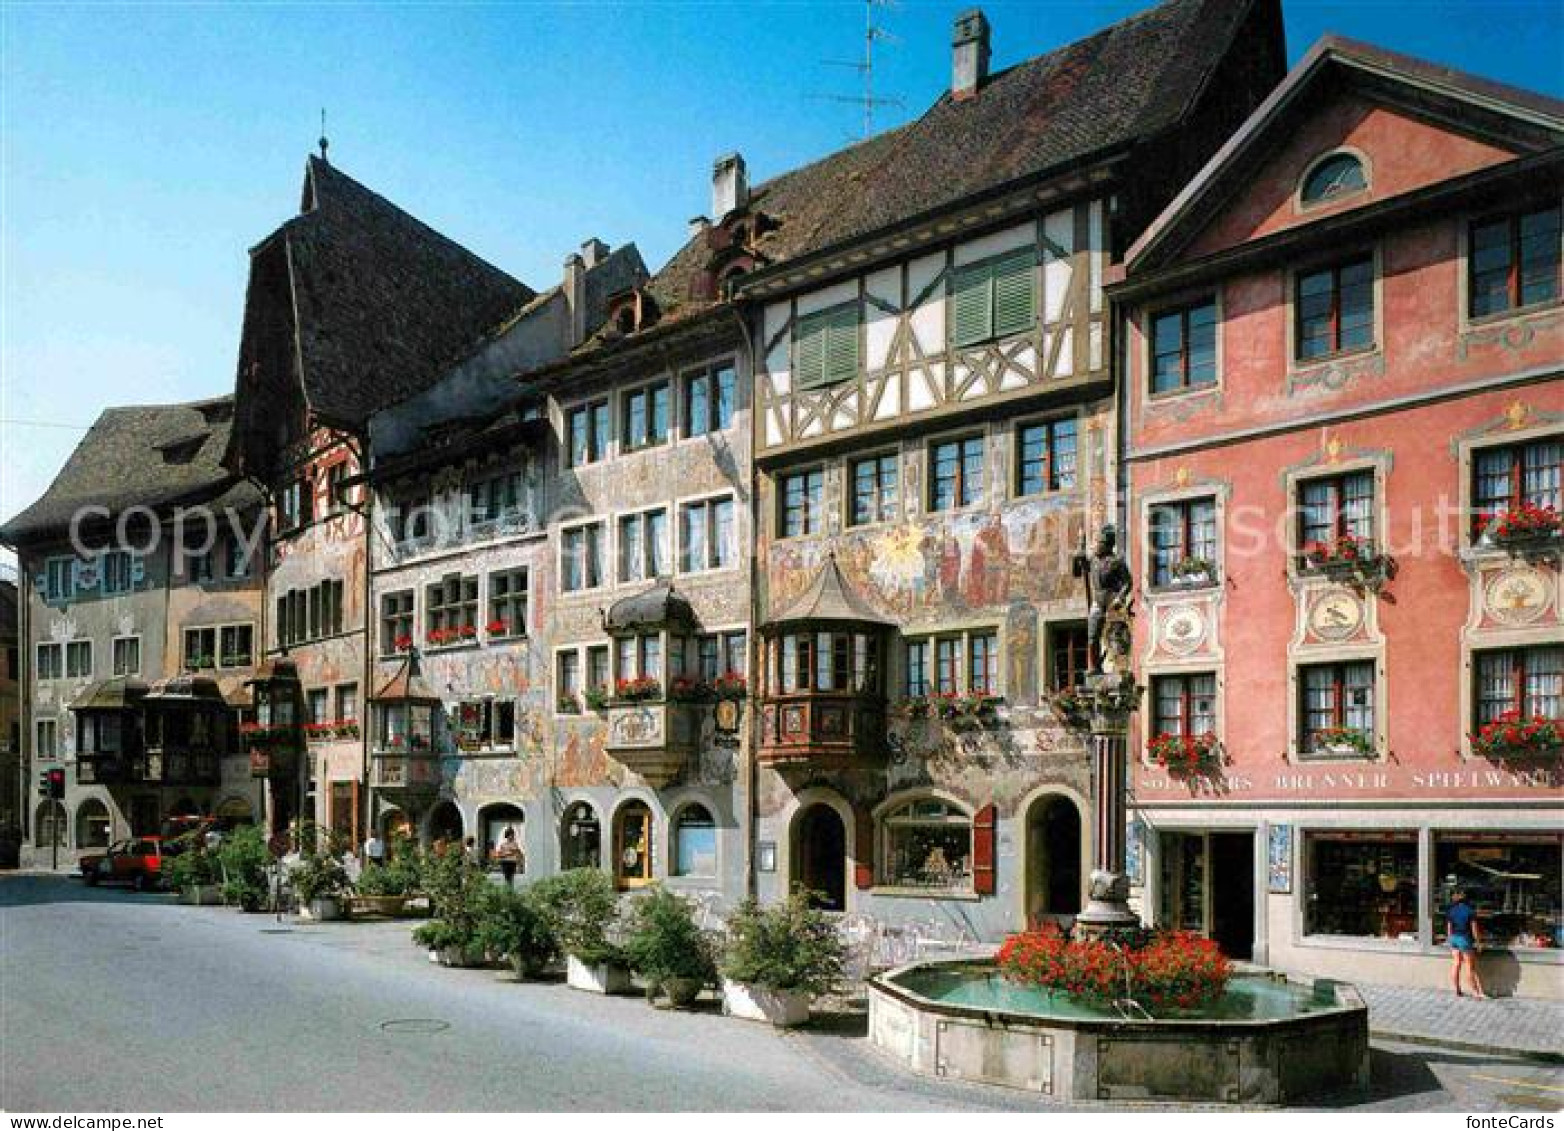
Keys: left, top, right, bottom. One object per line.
{"left": 583, "top": 685, "right": 610, "bottom": 712}
{"left": 1469, "top": 711, "right": 1564, "bottom": 762}
{"left": 712, "top": 672, "right": 747, "bottom": 701}
{"left": 557, "top": 692, "right": 582, "bottom": 715}
{"left": 1170, "top": 556, "right": 1217, "bottom": 587}
{"left": 1315, "top": 725, "right": 1374, "bottom": 757}
{"left": 614, "top": 676, "right": 663, "bottom": 702}
{"left": 354, "top": 861, "right": 411, "bottom": 916}
{"left": 164, "top": 835, "right": 222, "bottom": 904}
{"left": 413, "top": 849, "right": 490, "bottom": 966}
{"left": 292, "top": 849, "right": 353, "bottom": 921}
{"left": 476, "top": 887, "right": 560, "bottom": 980}
{"left": 624, "top": 887, "right": 717, "bottom": 1008}
{"left": 669, "top": 675, "right": 712, "bottom": 702}
{"left": 530, "top": 868, "right": 630, "bottom": 993}
{"left": 217, "top": 825, "right": 272, "bottom": 912}
{"left": 719, "top": 893, "right": 845, "bottom": 1027}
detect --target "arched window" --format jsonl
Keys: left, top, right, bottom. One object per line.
{"left": 1300, "top": 153, "right": 1367, "bottom": 207}
{"left": 614, "top": 800, "right": 654, "bottom": 889}
{"left": 672, "top": 804, "right": 717, "bottom": 878}
{"left": 76, "top": 799, "right": 111, "bottom": 849}
{"left": 881, "top": 797, "right": 973, "bottom": 892}
{"left": 560, "top": 802, "right": 601, "bottom": 871}
{"left": 34, "top": 801, "right": 67, "bottom": 848}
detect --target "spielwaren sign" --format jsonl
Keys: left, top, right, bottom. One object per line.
{"left": 1134, "top": 762, "right": 1562, "bottom": 801}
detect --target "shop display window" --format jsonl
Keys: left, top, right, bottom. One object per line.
{"left": 1303, "top": 832, "right": 1418, "bottom": 940}
{"left": 1433, "top": 833, "right": 1562, "bottom": 950}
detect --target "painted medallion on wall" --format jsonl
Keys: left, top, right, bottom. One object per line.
{"left": 1306, "top": 588, "right": 1364, "bottom": 642}
{"left": 1158, "top": 604, "right": 1207, "bottom": 657}
{"left": 1483, "top": 565, "right": 1551, "bottom": 627}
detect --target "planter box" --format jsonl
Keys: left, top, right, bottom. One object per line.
{"left": 303, "top": 896, "right": 346, "bottom": 921}
{"left": 438, "top": 946, "right": 486, "bottom": 968}
{"left": 566, "top": 954, "right": 633, "bottom": 994}
{"left": 180, "top": 884, "right": 223, "bottom": 906}
{"left": 663, "top": 976, "right": 704, "bottom": 1008}
{"left": 721, "top": 979, "right": 813, "bottom": 1027}
{"left": 353, "top": 894, "right": 408, "bottom": 917}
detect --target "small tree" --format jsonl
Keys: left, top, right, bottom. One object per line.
{"left": 721, "top": 893, "right": 845, "bottom": 996}
{"left": 477, "top": 887, "right": 560, "bottom": 978}
{"left": 624, "top": 886, "right": 717, "bottom": 991}
{"left": 217, "top": 825, "right": 271, "bottom": 911}
{"left": 529, "top": 868, "right": 623, "bottom": 966}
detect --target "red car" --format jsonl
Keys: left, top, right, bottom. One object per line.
{"left": 80, "top": 836, "right": 177, "bottom": 891}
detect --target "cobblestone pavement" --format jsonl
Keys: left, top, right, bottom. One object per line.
{"left": 1360, "top": 983, "right": 1563, "bottom": 1059}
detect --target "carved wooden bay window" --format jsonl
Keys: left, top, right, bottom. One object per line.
{"left": 369, "top": 658, "right": 441, "bottom": 795}
{"left": 599, "top": 583, "right": 702, "bottom": 786}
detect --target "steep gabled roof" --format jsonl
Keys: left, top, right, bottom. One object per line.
{"left": 240, "top": 157, "right": 534, "bottom": 435}
{"left": 0, "top": 396, "right": 260, "bottom": 545}
{"left": 1125, "top": 36, "right": 1564, "bottom": 273}
{"left": 764, "top": 554, "right": 894, "bottom": 628}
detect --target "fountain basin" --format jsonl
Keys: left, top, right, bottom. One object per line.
{"left": 867, "top": 959, "right": 1369, "bottom": 1105}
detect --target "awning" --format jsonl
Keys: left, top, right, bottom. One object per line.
{"left": 69, "top": 677, "right": 150, "bottom": 712}
{"left": 603, "top": 581, "right": 696, "bottom": 633}
{"left": 763, "top": 552, "right": 894, "bottom": 630}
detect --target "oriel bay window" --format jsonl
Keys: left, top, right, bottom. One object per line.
{"left": 850, "top": 454, "right": 899, "bottom": 527}
{"left": 1299, "top": 660, "right": 1377, "bottom": 757}
{"left": 1296, "top": 256, "right": 1374, "bottom": 361}
{"left": 1469, "top": 205, "right": 1561, "bottom": 319}
{"left": 929, "top": 436, "right": 985, "bottom": 512}
{"left": 425, "top": 574, "right": 478, "bottom": 646}
{"left": 882, "top": 798, "right": 974, "bottom": 892}
{"left": 1472, "top": 436, "right": 1561, "bottom": 542}
{"left": 1304, "top": 832, "right": 1418, "bottom": 940}
{"left": 1298, "top": 470, "right": 1375, "bottom": 562}
{"left": 1016, "top": 419, "right": 1076, "bottom": 496}
{"left": 1150, "top": 298, "right": 1217, "bottom": 394}
{"left": 1150, "top": 496, "right": 1218, "bottom": 585}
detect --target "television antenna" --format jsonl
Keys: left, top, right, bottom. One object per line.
{"left": 813, "top": 0, "right": 902, "bottom": 139}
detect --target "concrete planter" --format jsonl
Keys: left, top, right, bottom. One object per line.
{"left": 305, "top": 896, "right": 345, "bottom": 922}
{"left": 180, "top": 884, "right": 223, "bottom": 906}
{"left": 438, "top": 946, "right": 486, "bottom": 968}
{"left": 567, "top": 954, "right": 633, "bottom": 994}
{"left": 354, "top": 894, "right": 408, "bottom": 917}
{"left": 721, "top": 979, "right": 813, "bottom": 1027}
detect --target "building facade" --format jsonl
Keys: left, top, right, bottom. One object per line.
{"left": 1117, "top": 39, "right": 1564, "bottom": 995}
{"left": 1, "top": 576, "right": 20, "bottom": 849}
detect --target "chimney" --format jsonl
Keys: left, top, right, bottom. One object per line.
{"left": 580, "top": 237, "right": 609, "bottom": 269}
{"left": 688, "top": 215, "right": 711, "bottom": 239}
{"left": 952, "top": 9, "right": 991, "bottom": 100}
{"left": 562, "top": 251, "right": 586, "bottom": 349}
{"left": 711, "top": 152, "right": 748, "bottom": 220}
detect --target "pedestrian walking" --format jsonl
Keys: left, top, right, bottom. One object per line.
{"left": 1447, "top": 890, "right": 1486, "bottom": 998}
{"left": 494, "top": 827, "right": 523, "bottom": 888}
{"left": 363, "top": 831, "right": 386, "bottom": 867}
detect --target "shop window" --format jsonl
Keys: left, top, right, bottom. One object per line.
{"left": 561, "top": 523, "right": 605, "bottom": 592}
{"left": 561, "top": 802, "right": 601, "bottom": 870}
{"left": 850, "top": 454, "right": 899, "bottom": 526}
{"left": 778, "top": 469, "right": 824, "bottom": 538}
{"left": 111, "top": 636, "right": 141, "bottom": 677}
{"left": 1298, "top": 471, "right": 1375, "bottom": 561}
{"left": 1303, "top": 832, "right": 1418, "bottom": 940}
{"left": 1433, "top": 832, "right": 1561, "bottom": 950}
{"left": 381, "top": 590, "right": 415, "bottom": 656}
{"left": 881, "top": 798, "right": 973, "bottom": 892}
{"left": 1150, "top": 496, "right": 1218, "bottom": 585}
{"left": 66, "top": 640, "right": 92, "bottom": 680}
{"left": 794, "top": 303, "right": 859, "bottom": 389}
{"left": 672, "top": 805, "right": 717, "bottom": 878}
{"left": 488, "top": 568, "right": 529, "bottom": 638}
{"left": 1015, "top": 419, "right": 1076, "bottom": 496}
{"left": 1150, "top": 298, "right": 1217, "bottom": 394}
{"left": 1296, "top": 256, "right": 1374, "bottom": 361}
{"left": 621, "top": 382, "right": 670, "bottom": 451}
{"left": 615, "top": 801, "right": 654, "bottom": 889}
{"left": 684, "top": 364, "right": 736, "bottom": 437}
{"left": 929, "top": 436, "right": 984, "bottom": 512}
{"left": 951, "top": 248, "right": 1036, "bottom": 347}
{"left": 76, "top": 800, "right": 111, "bottom": 849}
{"left": 1299, "top": 660, "right": 1376, "bottom": 757}
{"left": 1299, "top": 153, "right": 1367, "bottom": 207}
{"left": 1469, "top": 206, "right": 1561, "bottom": 319}
{"left": 1472, "top": 436, "right": 1562, "bottom": 542}
{"left": 566, "top": 399, "right": 610, "bottom": 467}
{"left": 618, "top": 509, "right": 668, "bottom": 583}
{"left": 680, "top": 497, "right": 735, "bottom": 572}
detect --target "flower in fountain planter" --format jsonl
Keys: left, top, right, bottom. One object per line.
{"left": 1469, "top": 711, "right": 1564, "bottom": 760}
{"left": 1147, "top": 731, "right": 1221, "bottom": 774}
{"left": 997, "top": 924, "right": 1231, "bottom": 1012}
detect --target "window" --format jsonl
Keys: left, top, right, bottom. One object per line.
{"left": 1047, "top": 622, "right": 1090, "bottom": 692}
{"left": 1299, "top": 660, "right": 1376, "bottom": 757}
{"left": 188, "top": 546, "right": 215, "bottom": 584}
{"left": 324, "top": 461, "right": 349, "bottom": 515}
{"left": 673, "top": 805, "right": 718, "bottom": 878}
{"left": 1433, "top": 833, "right": 1561, "bottom": 949}
{"left": 468, "top": 470, "right": 523, "bottom": 525}
{"left": 79, "top": 714, "right": 122, "bottom": 755}
{"left": 685, "top": 364, "right": 736, "bottom": 437}
{"left": 111, "top": 636, "right": 141, "bottom": 677}
{"left": 425, "top": 574, "right": 479, "bottom": 645}
{"left": 36, "top": 643, "right": 62, "bottom": 681}
{"left": 772, "top": 630, "right": 878, "bottom": 695}
{"left": 1475, "top": 646, "right": 1562, "bottom": 726}
{"left": 622, "top": 382, "right": 670, "bottom": 450}
{"left": 1150, "top": 497, "right": 1218, "bottom": 585}
{"left": 904, "top": 639, "right": 930, "bottom": 698}
{"left": 307, "top": 688, "right": 329, "bottom": 727}
{"left": 618, "top": 509, "right": 668, "bottom": 583}
{"left": 930, "top": 436, "right": 984, "bottom": 511}
{"left": 66, "top": 640, "right": 92, "bottom": 680}
{"left": 390, "top": 495, "right": 431, "bottom": 545}
{"left": 1296, "top": 257, "right": 1374, "bottom": 361}
{"left": 1304, "top": 832, "right": 1416, "bottom": 939}
{"left": 794, "top": 303, "right": 859, "bottom": 390}
{"left": 882, "top": 798, "right": 973, "bottom": 892}
{"left": 1472, "top": 437, "right": 1562, "bottom": 541}
{"left": 102, "top": 551, "right": 133, "bottom": 595}
{"left": 680, "top": 497, "right": 734, "bottom": 572}
{"left": 216, "top": 625, "right": 252, "bottom": 668}
{"left": 694, "top": 631, "right": 746, "bottom": 681}
{"left": 1150, "top": 299, "right": 1217, "bottom": 394}
{"left": 1016, "top": 419, "right": 1076, "bottom": 496}
{"left": 615, "top": 633, "right": 663, "bottom": 683}
{"left": 279, "top": 476, "right": 313, "bottom": 531}
{"left": 1469, "top": 206, "right": 1561, "bottom": 318}
{"left": 951, "top": 249, "right": 1036, "bottom": 347}
{"left": 850, "top": 454, "right": 899, "bottom": 526}
{"left": 779, "top": 469, "right": 824, "bottom": 538}
{"left": 335, "top": 684, "right": 359, "bottom": 728}
{"left": 279, "top": 580, "right": 344, "bottom": 648}
{"left": 1298, "top": 471, "right": 1374, "bottom": 558}
{"left": 456, "top": 699, "right": 516, "bottom": 750}
{"left": 488, "top": 569, "right": 528, "bottom": 638}
{"left": 561, "top": 523, "right": 605, "bottom": 592}
{"left": 224, "top": 536, "right": 249, "bottom": 579}
{"left": 587, "top": 645, "right": 610, "bottom": 697}
{"left": 556, "top": 651, "right": 581, "bottom": 711}
{"left": 614, "top": 800, "right": 654, "bottom": 889}
{"left": 1299, "top": 153, "right": 1367, "bottom": 206}
{"left": 567, "top": 400, "right": 610, "bottom": 467}
{"left": 934, "top": 637, "right": 959, "bottom": 694}
{"left": 1153, "top": 673, "right": 1216, "bottom": 737}
{"left": 44, "top": 558, "right": 72, "bottom": 603}
{"left": 967, "top": 631, "right": 998, "bottom": 696}
{"left": 36, "top": 719, "right": 58, "bottom": 759}
{"left": 381, "top": 591, "right": 415, "bottom": 656}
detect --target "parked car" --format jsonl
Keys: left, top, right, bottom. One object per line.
{"left": 80, "top": 836, "right": 179, "bottom": 891}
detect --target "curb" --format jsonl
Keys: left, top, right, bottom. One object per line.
{"left": 1370, "top": 1027, "right": 1563, "bottom": 1065}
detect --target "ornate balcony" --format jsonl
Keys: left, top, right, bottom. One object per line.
{"left": 757, "top": 693, "right": 886, "bottom": 770}
{"left": 604, "top": 700, "right": 699, "bottom": 786}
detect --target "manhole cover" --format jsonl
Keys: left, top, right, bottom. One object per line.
{"left": 380, "top": 1018, "right": 450, "bottom": 1035}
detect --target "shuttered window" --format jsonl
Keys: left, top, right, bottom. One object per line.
{"left": 951, "top": 249, "right": 1037, "bottom": 347}
{"left": 794, "top": 304, "right": 860, "bottom": 389}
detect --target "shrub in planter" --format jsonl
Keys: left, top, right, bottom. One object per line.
{"left": 997, "top": 925, "right": 1232, "bottom": 1013}
{"left": 217, "top": 825, "right": 272, "bottom": 912}
{"left": 719, "top": 894, "right": 845, "bottom": 1026}
{"left": 355, "top": 862, "right": 411, "bottom": 914}
{"left": 412, "top": 918, "right": 485, "bottom": 966}
{"left": 164, "top": 835, "right": 222, "bottom": 901}
{"left": 529, "top": 868, "right": 628, "bottom": 992}
{"left": 476, "top": 887, "right": 559, "bottom": 979}
{"left": 292, "top": 850, "right": 353, "bottom": 920}
{"left": 624, "top": 887, "right": 717, "bottom": 1007}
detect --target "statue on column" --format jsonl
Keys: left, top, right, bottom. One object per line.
{"left": 1073, "top": 525, "right": 1134, "bottom": 674}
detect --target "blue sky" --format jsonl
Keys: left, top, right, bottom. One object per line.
{"left": 3, "top": 0, "right": 1561, "bottom": 556}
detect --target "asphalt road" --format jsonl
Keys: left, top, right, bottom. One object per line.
{"left": 2, "top": 874, "right": 1559, "bottom": 1112}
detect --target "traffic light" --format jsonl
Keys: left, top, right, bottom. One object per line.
{"left": 38, "top": 767, "right": 65, "bottom": 800}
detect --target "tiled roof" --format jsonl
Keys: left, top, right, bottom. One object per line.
{"left": 765, "top": 554, "right": 894, "bottom": 628}
{"left": 0, "top": 396, "right": 261, "bottom": 544}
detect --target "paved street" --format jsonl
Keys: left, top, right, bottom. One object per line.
{"left": 2, "top": 873, "right": 1559, "bottom": 1112}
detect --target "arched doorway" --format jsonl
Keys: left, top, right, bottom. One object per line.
{"left": 76, "top": 799, "right": 112, "bottom": 849}
{"left": 213, "top": 796, "right": 256, "bottom": 831}
{"left": 34, "top": 801, "right": 66, "bottom": 848}
{"left": 479, "top": 804, "right": 525, "bottom": 867}
{"left": 1026, "top": 794, "right": 1084, "bottom": 924}
{"left": 425, "top": 801, "right": 463, "bottom": 848}
{"left": 793, "top": 803, "right": 847, "bottom": 911}
{"left": 560, "top": 801, "right": 601, "bottom": 871}
{"left": 613, "top": 800, "right": 654, "bottom": 890}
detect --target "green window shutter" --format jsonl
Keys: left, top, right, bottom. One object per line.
{"left": 992, "top": 251, "right": 1037, "bottom": 338}
{"left": 823, "top": 306, "right": 860, "bottom": 384}
{"left": 796, "top": 304, "right": 859, "bottom": 388}
{"left": 951, "top": 264, "right": 992, "bottom": 347}
{"left": 795, "top": 314, "right": 827, "bottom": 389}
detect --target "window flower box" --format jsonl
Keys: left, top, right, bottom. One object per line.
{"left": 334, "top": 719, "right": 360, "bottom": 739}
{"left": 1300, "top": 535, "right": 1391, "bottom": 590}
{"left": 392, "top": 634, "right": 414, "bottom": 654}
{"left": 712, "top": 672, "right": 748, "bottom": 701}
{"left": 1147, "top": 731, "right": 1222, "bottom": 775}
{"left": 557, "top": 693, "right": 582, "bottom": 716}
{"left": 583, "top": 686, "right": 610, "bottom": 712}
{"left": 899, "top": 695, "right": 932, "bottom": 719}
{"left": 1313, "top": 725, "right": 1374, "bottom": 757}
{"left": 930, "top": 692, "right": 1003, "bottom": 722}
{"left": 303, "top": 721, "right": 335, "bottom": 743}
{"left": 669, "top": 675, "right": 713, "bottom": 702}
{"left": 613, "top": 676, "right": 663, "bottom": 703}
{"left": 1047, "top": 686, "right": 1092, "bottom": 731}
{"left": 1169, "top": 557, "right": 1218, "bottom": 588}
{"left": 1487, "top": 502, "right": 1562, "bottom": 556}
{"left": 485, "top": 619, "right": 514, "bottom": 638}
{"left": 1469, "top": 712, "right": 1563, "bottom": 762}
